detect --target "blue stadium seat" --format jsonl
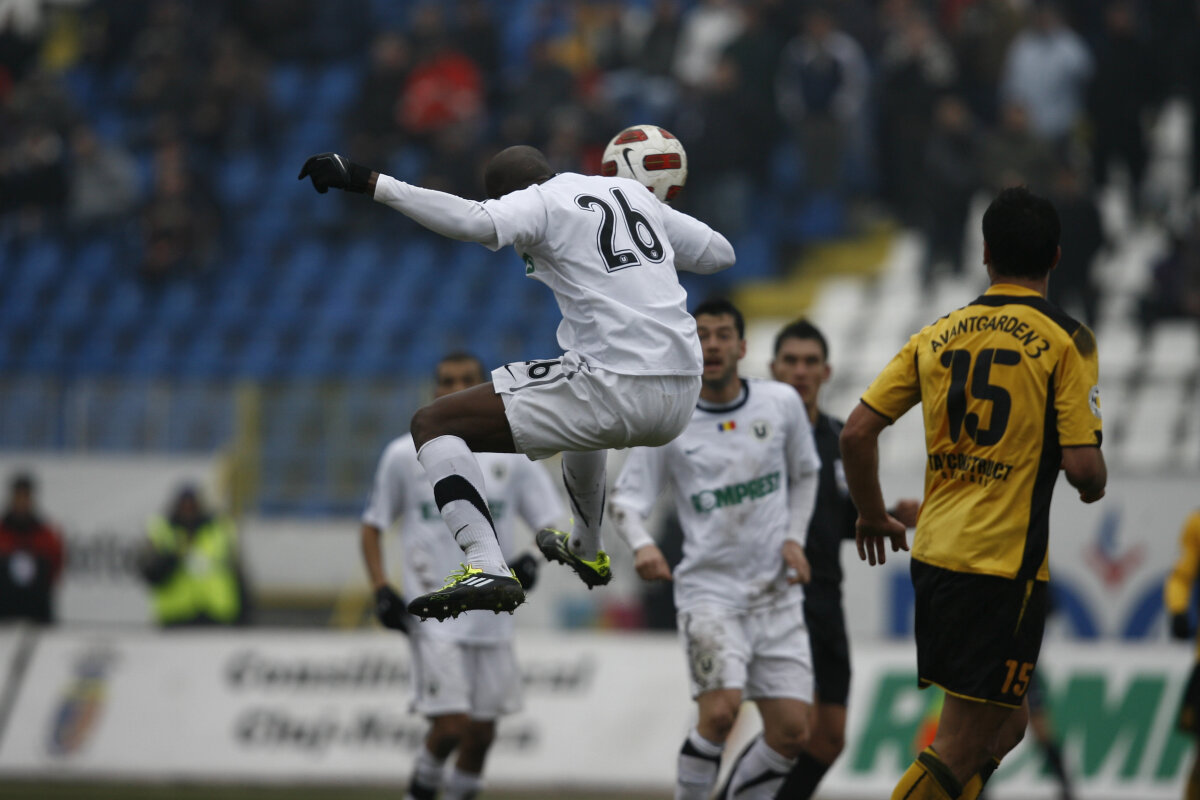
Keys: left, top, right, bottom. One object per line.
{"left": 312, "top": 61, "right": 361, "bottom": 115}
{"left": 216, "top": 153, "right": 263, "bottom": 209}
{"left": 270, "top": 64, "right": 309, "bottom": 118}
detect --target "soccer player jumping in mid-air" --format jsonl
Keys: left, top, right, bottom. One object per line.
{"left": 361, "top": 352, "right": 563, "bottom": 800}
{"left": 300, "top": 146, "right": 734, "bottom": 620}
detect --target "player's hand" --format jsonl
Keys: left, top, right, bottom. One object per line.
{"left": 374, "top": 585, "right": 414, "bottom": 634}
{"left": 1172, "top": 612, "right": 1194, "bottom": 640}
{"left": 298, "top": 152, "right": 372, "bottom": 194}
{"left": 511, "top": 551, "right": 539, "bottom": 591}
{"left": 781, "top": 540, "right": 811, "bottom": 585}
{"left": 634, "top": 544, "right": 672, "bottom": 582}
{"left": 1078, "top": 486, "right": 1105, "bottom": 504}
{"left": 855, "top": 515, "right": 909, "bottom": 566}
{"left": 890, "top": 499, "right": 921, "bottom": 529}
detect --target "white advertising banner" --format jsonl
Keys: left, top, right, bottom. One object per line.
{"left": 0, "top": 629, "right": 692, "bottom": 789}
{"left": 0, "top": 630, "right": 1192, "bottom": 799}
{"left": 0, "top": 454, "right": 218, "bottom": 626}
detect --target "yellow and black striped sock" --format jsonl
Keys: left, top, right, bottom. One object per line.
{"left": 961, "top": 756, "right": 1001, "bottom": 800}
{"left": 891, "top": 747, "right": 964, "bottom": 800}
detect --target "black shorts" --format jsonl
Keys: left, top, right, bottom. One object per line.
{"left": 803, "top": 583, "right": 851, "bottom": 706}
{"left": 1178, "top": 661, "right": 1200, "bottom": 735}
{"left": 911, "top": 559, "right": 1048, "bottom": 708}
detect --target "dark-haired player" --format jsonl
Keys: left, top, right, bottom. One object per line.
{"left": 768, "top": 319, "right": 919, "bottom": 799}
{"left": 841, "top": 186, "right": 1106, "bottom": 800}
{"left": 360, "top": 352, "right": 563, "bottom": 800}
{"left": 300, "top": 146, "right": 734, "bottom": 620}
{"left": 611, "top": 298, "right": 821, "bottom": 800}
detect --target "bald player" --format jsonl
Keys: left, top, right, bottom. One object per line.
{"left": 300, "top": 146, "right": 735, "bottom": 620}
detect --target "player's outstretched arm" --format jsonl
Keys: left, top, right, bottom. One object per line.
{"left": 1061, "top": 446, "right": 1106, "bottom": 503}
{"left": 840, "top": 402, "right": 909, "bottom": 566}
{"left": 298, "top": 153, "right": 378, "bottom": 194}
{"left": 299, "top": 152, "right": 500, "bottom": 246}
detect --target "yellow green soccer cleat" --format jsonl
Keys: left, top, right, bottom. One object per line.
{"left": 405, "top": 564, "right": 525, "bottom": 621}
{"left": 535, "top": 528, "right": 612, "bottom": 589}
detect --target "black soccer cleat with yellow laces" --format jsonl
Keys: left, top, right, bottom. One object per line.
{"left": 405, "top": 565, "right": 525, "bottom": 621}
{"left": 535, "top": 528, "right": 612, "bottom": 589}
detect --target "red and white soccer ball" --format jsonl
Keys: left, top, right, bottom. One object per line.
{"left": 601, "top": 124, "right": 688, "bottom": 203}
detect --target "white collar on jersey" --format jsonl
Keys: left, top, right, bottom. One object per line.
{"left": 696, "top": 379, "right": 749, "bottom": 414}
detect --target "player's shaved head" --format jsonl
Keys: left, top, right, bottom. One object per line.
{"left": 484, "top": 146, "right": 554, "bottom": 199}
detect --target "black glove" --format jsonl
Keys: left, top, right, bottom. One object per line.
{"left": 511, "top": 552, "right": 539, "bottom": 592}
{"left": 298, "top": 152, "right": 373, "bottom": 194}
{"left": 137, "top": 549, "right": 180, "bottom": 586}
{"left": 1172, "top": 612, "right": 1194, "bottom": 640}
{"left": 374, "top": 585, "right": 414, "bottom": 634}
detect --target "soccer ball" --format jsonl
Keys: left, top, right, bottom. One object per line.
{"left": 601, "top": 124, "right": 688, "bottom": 203}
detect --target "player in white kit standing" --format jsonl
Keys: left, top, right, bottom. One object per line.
{"left": 609, "top": 299, "right": 822, "bottom": 800}
{"left": 301, "top": 145, "right": 735, "bottom": 620}
{"left": 361, "top": 353, "right": 564, "bottom": 800}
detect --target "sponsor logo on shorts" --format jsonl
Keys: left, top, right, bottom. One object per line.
{"left": 690, "top": 471, "right": 782, "bottom": 513}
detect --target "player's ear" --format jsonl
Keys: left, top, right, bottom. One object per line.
{"left": 737, "top": 339, "right": 747, "bottom": 359}
{"left": 1050, "top": 245, "right": 1062, "bottom": 271}
{"left": 823, "top": 363, "right": 832, "bottom": 382}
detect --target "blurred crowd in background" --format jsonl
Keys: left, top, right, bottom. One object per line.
{"left": 2, "top": 0, "right": 1199, "bottom": 324}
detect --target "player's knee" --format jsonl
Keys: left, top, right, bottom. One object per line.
{"left": 463, "top": 722, "right": 495, "bottom": 751}
{"left": 700, "top": 705, "right": 739, "bottom": 742}
{"left": 766, "top": 715, "right": 810, "bottom": 759}
{"left": 410, "top": 404, "right": 440, "bottom": 449}
{"left": 993, "top": 714, "right": 1027, "bottom": 760}
{"left": 808, "top": 727, "right": 845, "bottom": 763}
{"left": 427, "top": 714, "right": 470, "bottom": 754}
{"left": 458, "top": 722, "right": 496, "bottom": 762}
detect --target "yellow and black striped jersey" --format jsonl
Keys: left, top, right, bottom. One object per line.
{"left": 1165, "top": 510, "right": 1200, "bottom": 656}
{"left": 861, "top": 284, "right": 1102, "bottom": 580}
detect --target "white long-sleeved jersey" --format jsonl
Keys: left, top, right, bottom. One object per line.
{"left": 363, "top": 435, "right": 563, "bottom": 642}
{"left": 373, "top": 172, "right": 734, "bottom": 378}
{"left": 611, "top": 379, "right": 821, "bottom": 613}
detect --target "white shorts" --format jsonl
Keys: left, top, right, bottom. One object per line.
{"left": 677, "top": 602, "right": 814, "bottom": 702}
{"left": 493, "top": 351, "right": 700, "bottom": 461}
{"left": 410, "top": 634, "right": 522, "bottom": 720}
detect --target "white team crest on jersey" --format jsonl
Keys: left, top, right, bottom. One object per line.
{"left": 752, "top": 420, "right": 771, "bottom": 440}
{"left": 1089, "top": 384, "right": 1101, "bottom": 419}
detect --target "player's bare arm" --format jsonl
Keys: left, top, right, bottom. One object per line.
{"left": 360, "top": 522, "right": 389, "bottom": 590}
{"left": 1062, "top": 445, "right": 1107, "bottom": 503}
{"left": 633, "top": 544, "right": 673, "bottom": 582}
{"left": 359, "top": 521, "right": 412, "bottom": 633}
{"left": 781, "top": 539, "right": 811, "bottom": 585}
{"left": 839, "top": 402, "right": 908, "bottom": 566}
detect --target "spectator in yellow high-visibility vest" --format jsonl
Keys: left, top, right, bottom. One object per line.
{"left": 137, "top": 484, "right": 249, "bottom": 627}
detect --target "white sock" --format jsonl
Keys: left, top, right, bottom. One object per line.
{"left": 417, "top": 435, "right": 507, "bottom": 574}
{"left": 561, "top": 449, "right": 607, "bottom": 560}
{"left": 676, "top": 727, "right": 724, "bottom": 800}
{"left": 443, "top": 767, "right": 483, "bottom": 800}
{"left": 405, "top": 746, "right": 446, "bottom": 800}
{"left": 727, "top": 736, "right": 794, "bottom": 800}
